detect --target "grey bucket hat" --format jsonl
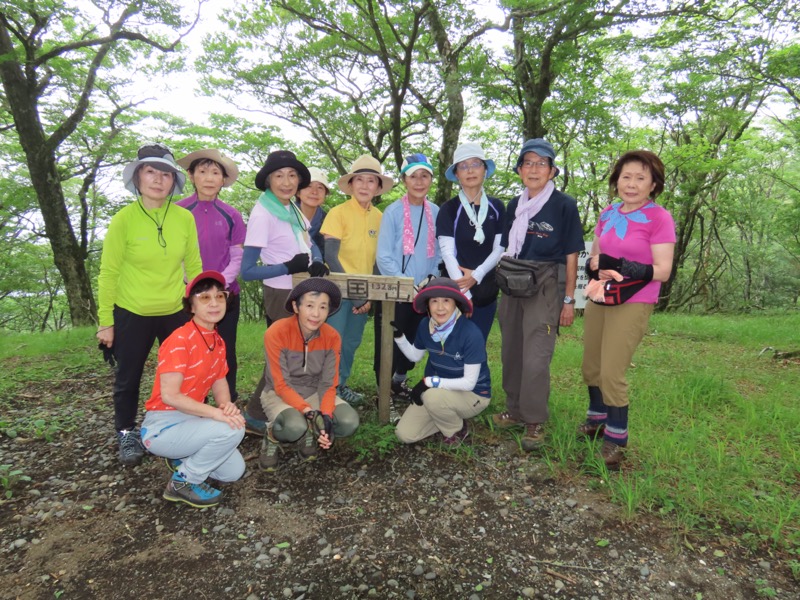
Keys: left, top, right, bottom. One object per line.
{"left": 122, "top": 143, "right": 186, "bottom": 195}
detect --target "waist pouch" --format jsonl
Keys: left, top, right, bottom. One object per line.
{"left": 495, "top": 257, "right": 556, "bottom": 298}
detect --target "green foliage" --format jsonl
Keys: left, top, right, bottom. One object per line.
{"left": 342, "top": 420, "right": 401, "bottom": 462}
{"left": 0, "top": 464, "right": 31, "bottom": 500}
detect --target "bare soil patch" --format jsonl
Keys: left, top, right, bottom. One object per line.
{"left": 1, "top": 375, "right": 797, "bottom": 599}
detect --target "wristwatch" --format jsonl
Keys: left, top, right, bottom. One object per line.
{"left": 564, "top": 295, "right": 576, "bottom": 305}
{"left": 431, "top": 376, "right": 441, "bottom": 388}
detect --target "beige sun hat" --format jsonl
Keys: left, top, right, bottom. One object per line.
{"left": 337, "top": 155, "right": 394, "bottom": 195}
{"left": 306, "top": 167, "right": 333, "bottom": 193}
{"left": 177, "top": 149, "right": 240, "bottom": 188}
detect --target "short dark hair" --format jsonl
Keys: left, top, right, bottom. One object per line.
{"left": 182, "top": 278, "right": 227, "bottom": 314}
{"left": 608, "top": 150, "right": 665, "bottom": 199}
{"left": 292, "top": 290, "right": 328, "bottom": 311}
{"left": 188, "top": 158, "right": 229, "bottom": 180}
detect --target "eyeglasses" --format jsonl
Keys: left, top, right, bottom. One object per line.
{"left": 193, "top": 291, "right": 230, "bottom": 304}
{"left": 520, "top": 160, "right": 551, "bottom": 170}
{"left": 457, "top": 160, "right": 485, "bottom": 172}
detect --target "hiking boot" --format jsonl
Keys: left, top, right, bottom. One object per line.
{"left": 599, "top": 439, "right": 625, "bottom": 470}
{"left": 577, "top": 420, "right": 606, "bottom": 439}
{"left": 297, "top": 425, "right": 318, "bottom": 461}
{"left": 242, "top": 408, "right": 267, "bottom": 437}
{"left": 118, "top": 428, "right": 145, "bottom": 466}
{"left": 165, "top": 458, "right": 182, "bottom": 472}
{"left": 492, "top": 411, "right": 524, "bottom": 429}
{"left": 442, "top": 421, "right": 469, "bottom": 447}
{"left": 259, "top": 428, "right": 282, "bottom": 472}
{"left": 391, "top": 380, "right": 414, "bottom": 404}
{"left": 337, "top": 385, "right": 364, "bottom": 407}
{"left": 521, "top": 423, "right": 545, "bottom": 451}
{"left": 163, "top": 472, "right": 222, "bottom": 508}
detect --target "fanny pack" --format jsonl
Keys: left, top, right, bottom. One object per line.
{"left": 495, "top": 257, "right": 556, "bottom": 298}
{"left": 589, "top": 278, "right": 649, "bottom": 305}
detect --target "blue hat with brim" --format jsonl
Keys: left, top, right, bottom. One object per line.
{"left": 514, "top": 138, "right": 560, "bottom": 177}
{"left": 445, "top": 142, "right": 496, "bottom": 183}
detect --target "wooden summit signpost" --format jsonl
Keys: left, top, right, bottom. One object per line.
{"left": 293, "top": 273, "right": 416, "bottom": 424}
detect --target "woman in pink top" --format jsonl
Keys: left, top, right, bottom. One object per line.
{"left": 580, "top": 150, "right": 676, "bottom": 469}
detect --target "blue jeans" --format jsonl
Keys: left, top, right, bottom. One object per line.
{"left": 141, "top": 411, "right": 245, "bottom": 484}
{"left": 326, "top": 299, "right": 368, "bottom": 387}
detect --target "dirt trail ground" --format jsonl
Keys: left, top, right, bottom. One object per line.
{"left": 1, "top": 373, "right": 797, "bottom": 599}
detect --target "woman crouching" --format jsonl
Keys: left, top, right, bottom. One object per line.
{"left": 141, "top": 271, "right": 245, "bottom": 508}
{"left": 393, "top": 278, "right": 491, "bottom": 445}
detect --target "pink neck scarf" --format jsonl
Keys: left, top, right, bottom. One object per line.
{"left": 402, "top": 195, "right": 435, "bottom": 258}
{"left": 505, "top": 181, "right": 555, "bottom": 258}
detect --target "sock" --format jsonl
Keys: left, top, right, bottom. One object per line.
{"left": 604, "top": 405, "right": 629, "bottom": 447}
{"left": 586, "top": 386, "right": 607, "bottom": 423}
{"left": 392, "top": 372, "right": 407, "bottom": 384}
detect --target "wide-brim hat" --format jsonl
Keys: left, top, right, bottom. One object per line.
{"left": 514, "top": 138, "right": 560, "bottom": 177}
{"left": 285, "top": 277, "right": 342, "bottom": 316}
{"left": 122, "top": 143, "right": 186, "bottom": 195}
{"left": 255, "top": 150, "right": 311, "bottom": 192}
{"left": 177, "top": 149, "right": 239, "bottom": 187}
{"left": 445, "top": 142, "right": 496, "bottom": 183}
{"left": 412, "top": 277, "right": 473, "bottom": 316}
{"left": 337, "top": 155, "right": 394, "bottom": 195}
{"left": 185, "top": 270, "right": 226, "bottom": 298}
{"left": 305, "top": 166, "right": 332, "bottom": 193}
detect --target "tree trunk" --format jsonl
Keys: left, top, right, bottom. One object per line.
{"left": 0, "top": 23, "right": 97, "bottom": 326}
{"left": 427, "top": 4, "right": 464, "bottom": 206}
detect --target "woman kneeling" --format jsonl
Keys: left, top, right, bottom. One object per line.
{"left": 258, "top": 278, "right": 360, "bottom": 472}
{"left": 394, "top": 278, "right": 491, "bottom": 445}
{"left": 141, "top": 271, "right": 246, "bottom": 508}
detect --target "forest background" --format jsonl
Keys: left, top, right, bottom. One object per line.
{"left": 1, "top": 0, "right": 798, "bottom": 332}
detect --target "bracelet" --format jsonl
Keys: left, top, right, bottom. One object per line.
{"left": 97, "top": 325, "right": 114, "bottom": 332}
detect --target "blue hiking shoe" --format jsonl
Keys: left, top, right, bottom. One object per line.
{"left": 242, "top": 409, "right": 267, "bottom": 437}
{"left": 118, "top": 428, "right": 145, "bottom": 466}
{"left": 163, "top": 472, "right": 222, "bottom": 508}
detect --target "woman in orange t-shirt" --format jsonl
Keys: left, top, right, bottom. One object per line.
{"left": 141, "top": 271, "right": 245, "bottom": 508}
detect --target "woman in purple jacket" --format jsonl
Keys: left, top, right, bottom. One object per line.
{"left": 177, "top": 149, "right": 246, "bottom": 404}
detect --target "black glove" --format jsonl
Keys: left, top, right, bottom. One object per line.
{"left": 410, "top": 380, "right": 428, "bottom": 406}
{"left": 598, "top": 253, "right": 622, "bottom": 271}
{"left": 283, "top": 253, "right": 310, "bottom": 274}
{"left": 619, "top": 257, "right": 654, "bottom": 282}
{"left": 321, "top": 413, "right": 334, "bottom": 441}
{"left": 585, "top": 260, "right": 600, "bottom": 281}
{"left": 389, "top": 320, "right": 403, "bottom": 339}
{"left": 308, "top": 261, "right": 329, "bottom": 277}
{"left": 306, "top": 410, "right": 335, "bottom": 444}
{"left": 98, "top": 343, "right": 116, "bottom": 368}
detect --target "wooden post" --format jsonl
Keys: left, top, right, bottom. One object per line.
{"left": 293, "top": 273, "right": 415, "bottom": 424}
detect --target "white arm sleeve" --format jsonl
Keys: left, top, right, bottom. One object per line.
{"left": 438, "top": 236, "right": 462, "bottom": 280}
{"left": 426, "top": 363, "right": 481, "bottom": 392}
{"left": 395, "top": 335, "right": 426, "bottom": 363}
{"left": 471, "top": 234, "right": 504, "bottom": 284}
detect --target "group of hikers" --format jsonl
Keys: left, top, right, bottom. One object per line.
{"left": 96, "top": 139, "right": 675, "bottom": 508}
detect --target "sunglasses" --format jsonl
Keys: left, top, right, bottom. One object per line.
{"left": 193, "top": 291, "right": 230, "bottom": 304}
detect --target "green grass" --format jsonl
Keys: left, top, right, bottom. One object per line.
{"left": 2, "top": 312, "right": 799, "bottom": 552}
